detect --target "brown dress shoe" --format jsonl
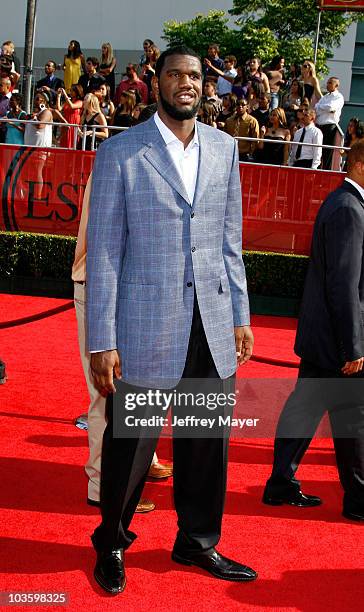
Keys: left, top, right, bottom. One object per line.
{"left": 136, "top": 498, "right": 155, "bottom": 513}
{"left": 148, "top": 462, "right": 173, "bottom": 479}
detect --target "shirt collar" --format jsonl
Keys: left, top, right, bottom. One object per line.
{"left": 154, "top": 112, "right": 199, "bottom": 148}
{"left": 344, "top": 178, "right": 364, "bottom": 201}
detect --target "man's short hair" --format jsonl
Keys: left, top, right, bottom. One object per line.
{"left": 347, "top": 141, "right": 364, "bottom": 173}
{"left": 87, "top": 57, "right": 100, "bottom": 68}
{"left": 89, "top": 75, "right": 106, "bottom": 91}
{"left": 155, "top": 45, "right": 201, "bottom": 78}
{"left": 126, "top": 63, "right": 138, "bottom": 72}
{"left": 46, "top": 60, "right": 57, "bottom": 69}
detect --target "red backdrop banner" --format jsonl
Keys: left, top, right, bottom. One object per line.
{"left": 0, "top": 145, "right": 94, "bottom": 236}
{"left": 240, "top": 162, "right": 343, "bottom": 254}
{"left": 318, "top": 0, "right": 364, "bottom": 10}
{"left": 0, "top": 145, "right": 344, "bottom": 255}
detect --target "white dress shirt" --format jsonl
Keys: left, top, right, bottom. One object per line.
{"left": 344, "top": 178, "right": 364, "bottom": 202}
{"left": 154, "top": 112, "right": 199, "bottom": 205}
{"left": 289, "top": 123, "right": 323, "bottom": 169}
{"left": 315, "top": 90, "right": 344, "bottom": 125}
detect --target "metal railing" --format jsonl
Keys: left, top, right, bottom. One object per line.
{"left": 0, "top": 117, "right": 349, "bottom": 168}
{"left": 0, "top": 117, "right": 128, "bottom": 150}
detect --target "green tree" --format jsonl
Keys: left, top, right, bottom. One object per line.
{"left": 230, "top": 0, "right": 364, "bottom": 64}
{"left": 163, "top": 3, "right": 363, "bottom": 75}
{"left": 162, "top": 10, "right": 231, "bottom": 60}
{"left": 163, "top": 10, "right": 278, "bottom": 65}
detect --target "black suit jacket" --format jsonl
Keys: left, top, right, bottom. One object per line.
{"left": 36, "top": 75, "right": 64, "bottom": 91}
{"left": 78, "top": 74, "right": 93, "bottom": 95}
{"left": 295, "top": 180, "right": 364, "bottom": 370}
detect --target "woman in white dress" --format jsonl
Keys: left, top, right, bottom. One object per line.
{"left": 24, "top": 91, "right": 53, "bottom": 147}
{"left": 24, "top": 91, "right": 53, "bottom": 199}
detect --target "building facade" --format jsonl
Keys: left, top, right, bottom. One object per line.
{"left": 2, "top": 0, "right": 363, "bottom": 123}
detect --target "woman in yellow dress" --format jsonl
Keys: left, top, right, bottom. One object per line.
{"left": 63, "top": 40, "right": 86, "bottom": 93}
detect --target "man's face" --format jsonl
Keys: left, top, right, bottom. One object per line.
{"left": 327, "top": 78, "right": 339, "bottom": 93}
{"left": 224, "top": 59, "right": 233, "bottom": 71}
{"left": 249, "top": 59, "right": 259, "bottom": 71}
{"left": 204, "top": 81, "right": 215, "bottom": 97}
{"left": 86, "top": 61, "right": 96, "bottom": 75}
{"left": 155, "top": 54, "right": 202, "bottom": 122}
{"left": 259, "top": 97, "right": 269, "bottom": 110}
{"left": 45, "top": 61, "right": 55, "bottom": 75}
{"left": 302, "top": 110, "right": 314, "bottom": 126}
{"left": 236, "top": 101, "right": 248, "bottom": 117}
{"left": 208, "top": 46, "right": 218, "bottom": 59}
{"left": 0, "top": 78, "right": 10, "bottom": 95}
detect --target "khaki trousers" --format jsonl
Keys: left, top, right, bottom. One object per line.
{"left": 74, "top": 282, "right": 158, "bottom": 501}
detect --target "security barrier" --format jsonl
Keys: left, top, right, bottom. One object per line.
{"left": 0, "top": 144, "right": 344, "bottom": 254}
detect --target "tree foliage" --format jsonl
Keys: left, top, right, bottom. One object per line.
{"left": 163, "top": 10, "right": 278, "bottom": 65}
{"left": 162, "top": 11, "right": 232, "bottom": 60}
{"left": 230, "top": 0, "right": 363, "bottom": 50}
{"left": 162, "top": 2, "right": 363, "bottom": 75}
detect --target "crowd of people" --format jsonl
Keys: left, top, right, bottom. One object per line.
{"left": 1, "top": 38, "right": 364, "bottom": 597}
{"left": 1, "top": 38, "right": 364, "bottom": 169}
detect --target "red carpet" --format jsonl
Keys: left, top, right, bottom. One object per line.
{"left": 0, "top": 294, "right": 363, "bottom": 611}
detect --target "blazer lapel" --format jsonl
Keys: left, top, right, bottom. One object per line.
{"left": 142, "top": 119, "right": 191, "bottom": 205}
{"left": 192, "top": 124, "right": 218, "bottom": 209}
{"left": 342, "top": 179, "right": 364, "bottom": 209}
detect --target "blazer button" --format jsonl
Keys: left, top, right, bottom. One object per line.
{"left": 191, "top": 246, "right": 196, "bottom": 252}
{"left": 187, "top": 282, "right": 193, "bottom": 287}
{"left": 191, "top": 212, "right": 195, "bottom": 218}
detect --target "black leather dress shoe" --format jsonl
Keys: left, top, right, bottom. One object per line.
{"left": 172, "top": 546, "right": 257, "bottom": 582}
{"left": 342, "top": 509, "right": 364, "bottom": 522}
{"left": 262, "top": 488, "right": 322, "bottom": 507}
{"left": 94, "top": 549, "right": 126, "bottom": 595}
{"left": 87, "top": 498, "right": 100, "bottom": 508}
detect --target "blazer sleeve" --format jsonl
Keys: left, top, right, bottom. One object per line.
{"left": 86, "top": 142, "right": 127, "bottom": 352}
{"left": 223, "top": 139, "right": 250, "bottom": 326}
{"left": 324, "top": 200, "right": 364, "bottom": 361}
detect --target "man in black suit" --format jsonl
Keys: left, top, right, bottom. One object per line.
{"left": 263, "top": 142, "right": 364, "bottom": 522}
{"left": 36, "top": 60, "right": 64, "bottom": 103}
{"left": 78, "top": 57, "right": 99, "bottom": 95}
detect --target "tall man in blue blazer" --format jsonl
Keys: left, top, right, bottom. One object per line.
{"left": 86, "top": 46, "right": 257, "bottom": 594}
{"left": 263, "top": 142, "right": 364, "bottom": 521}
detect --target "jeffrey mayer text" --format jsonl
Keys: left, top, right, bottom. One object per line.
{"left": 125, "top": 415, "right": 260, "bottom": 429}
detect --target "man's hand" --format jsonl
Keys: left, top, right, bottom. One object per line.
{"left": 234, "top": 325, "right": 254, "bottom": 366}
{"left": 90, "top": 350, "right": 121, "bottom": 396}
{"left": 341, "top": 357, "right": 364, "bottom": 376}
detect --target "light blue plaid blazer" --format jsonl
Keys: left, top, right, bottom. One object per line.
{"left": 86, "top": 117, "right": 250, "bottom": 388}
